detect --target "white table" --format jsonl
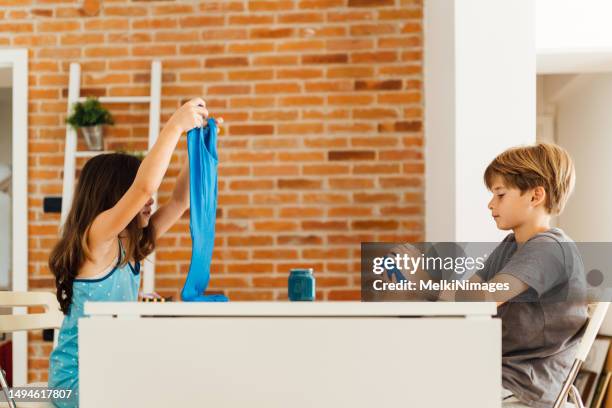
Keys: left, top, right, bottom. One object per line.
{"left": 79, "top": 302, "right": 501, "bottom": 408}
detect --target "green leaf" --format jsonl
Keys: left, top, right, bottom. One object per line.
{"left": 66, "top": 97, "right": 114, "bottom": 128}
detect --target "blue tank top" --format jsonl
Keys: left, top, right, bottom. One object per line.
{"left": 48, "top": 239, "right": 140, "bottom": 407}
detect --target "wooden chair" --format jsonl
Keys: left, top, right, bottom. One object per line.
{"left": 0, "top": 291, "right": 63, "bottom": 408}
{"left": 553, "top": 302, "right": 611, "bottom": 408}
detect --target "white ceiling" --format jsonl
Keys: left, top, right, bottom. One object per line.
{"left": 538, "top": 48, "right": 612, "bottom": 74}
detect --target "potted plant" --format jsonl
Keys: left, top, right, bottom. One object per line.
{"left": 66, "top": 97, "right": 114, "bottom": 151}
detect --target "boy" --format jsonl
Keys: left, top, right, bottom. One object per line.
{"left": 390, "top": 143, "right": 587, "bottom": 407}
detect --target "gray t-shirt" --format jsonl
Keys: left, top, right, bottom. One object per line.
{"left": 477, "top": 228, "right": 588, "bottom": 408}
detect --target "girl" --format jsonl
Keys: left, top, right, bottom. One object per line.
{"left": 47, "top": 98, "right": 218, "bottom": 407}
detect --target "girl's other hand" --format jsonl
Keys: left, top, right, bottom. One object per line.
{"left": 167, "top": 98, "right": 209, "bottom": 134}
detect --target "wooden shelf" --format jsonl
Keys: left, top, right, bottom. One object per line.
{"left": 76, "top": 96, "right": 150, "bottom": 104}
{"left": 74, "top": 150, "right": 112, "bottom": 158}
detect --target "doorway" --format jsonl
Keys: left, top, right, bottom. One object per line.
{"left": 0, "top": 48, "right": 29, "bottom": 387}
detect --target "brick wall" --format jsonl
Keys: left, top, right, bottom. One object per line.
{"left": 1, "top": 0, "right": 423, "bottom": 382}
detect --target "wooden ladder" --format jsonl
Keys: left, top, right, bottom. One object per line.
{"left": 60, "top": 60, "right": 161, "bottom": 293}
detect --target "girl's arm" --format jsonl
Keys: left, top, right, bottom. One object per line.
{"left": 150, "top": 117, "right": 223, "bottom": 239}
{"left": 150, "top": 156, "right": 190, "bottom": 239}
{"left": 88, "top": 98, "right": 208, "bottom": 248}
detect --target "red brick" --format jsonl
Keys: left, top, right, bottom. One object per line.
{"left": 228, "top": 207, "right": 274, "bottom": 218}
{"left": 279, "top": 11, "right": 325, "bottom": 23}
{"left": 302, "top": 221, "right": 348, "bottom": 230}
{"left": 378, "top": 92, "right": 421, "bottom": 104}
{"left": 254, "top": 221, "right": 298, "bottom": 232}
{"left": 131, "top": 18, "right": 176, "bottom": 30}
{"left": 85, "top": 19, "right": 129, "bottom": 31}
{"left": 105, "top": 6, "right": 147, "bottom": 16}
{"left": 37, "top": 21, "right": 80, "bottom": 32}
{"left": 327, "top": 11, "right": 373, "bottom": 22}
{"left": 380, "top": 177, "right": 422, "bottom": 188}
{"left": 256, "top": 83, "right": 301, "bottom": 94}
{"left": 13, "top": 34, "right": 56, "bottom": 47}
{"left": 327, "top": 66, "right": 374, "bottom": 78}
{"left": 380, "top": 206, "right": 422, "bottom": 216}
{"left": 205, "top": 57, "right": 249, "bottom": 68}
{"left": 278, "top": 40, "right": 325, "bottom": 52}
{"left": 229, "top": 15, "right": 274, "bottom": 25}
{"left": 277, "top": 124, "right": 324, "bottom": 135}
{"left": 302, "top": 53, "right": 348, "bottom": 64}
{"left": 230, "top": 180, "right": 275, "bottom": 190}
{"left": 253, "top": 165, "right": 299, "bottom": 176}
{"left": 328, "top": 150, "right": 375, "bottom": 161}
{"left": 253, "top": 55, "right": 298, "bottom": 66}
{"left": 228, "top": 235, "right": 274, "bottom": 246}
{"left": 354, "top": 164, "right": 400, "bottom": 174}
{"left": 253, "top": 193, "right": 298, "bottom": 205}
{"left": 229, "top": 42, "right": 274, "bottom": 53}
{"left": 208, "top": 85, "right": 251, "bottom": 95}
{"left": 349, "top": 0, "right": 394, "bottom": 6}
{"left": 305, "top": 138, "right": 348, "bottom": 149}
{"left": 153, "top": 4, "right": 194, "bottom": 15}
{"left": 353, "top": 108, "right": 398, "bottom": 119}
{"left": 303, "top": 193, "right": 350, "bottom": 204}
{"left": 277, "top": 235, "right": 323, "bottom": 245}
{"left": 250, "top": 27, "right": 294, "bottom": 39}
{"left": 351, "top": 51, "right": 397, "bottom": 63}
{"left": 229, "top": 97, "right": 273, "bottom": 109}
{"left": 329, "top": 178, "right": 374, "bottom": 189}
{"left": 278, "top": 179, "right": 322, "bottom": 189}
{"left": 248, "top": 1, "right": 294, "bottom": 11}
{"left": 0, "top": 23, "right": 34, "bottom": 33}
{"left": 326, "top": 39, "right": 373, "bottom": 51}
{"left": 228, "top": 69, "right": 274, "bottom": 81}
{"left": 279, "top": 96, "right": 324, "bottom": 106}
{"left": 85, "top": 47, "right": 128, "bottom": 58}
{"left": 354, "top": 193, "right": 399, "bottom": 203}
{"left": 379, "top": 9, "right": 423, "bottom": 20}
{"left": 351, "top": 24, "right": 396, "bottom": 36}
{"left": 303, "top": 164, "right": 349, "bottom": 175}
{"left": 252, "top": 111, "right": 299, "bottom": 121}
{"left": 277, "top": 68, "right": 323, "bottom": 80}
{"left": 352, "top": 220, "right": 398, "bottom": 230}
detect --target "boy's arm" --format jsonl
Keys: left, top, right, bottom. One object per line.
{"left": 150, "top": 157, "right": 190, "bottom": 239}
{"left": 453, "top": 273, "right": 529, "bottom": 305}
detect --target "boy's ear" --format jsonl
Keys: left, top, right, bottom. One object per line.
{"left": 531, "top": 186, "right": 546, "bottom": 208}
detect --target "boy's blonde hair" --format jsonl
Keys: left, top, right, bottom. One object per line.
{"left": 484, "top": 143, "right": 575, "bottom": 215}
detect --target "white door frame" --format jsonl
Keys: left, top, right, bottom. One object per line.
{"left": 0, "top": 48, "right": 29, "bottom": 386}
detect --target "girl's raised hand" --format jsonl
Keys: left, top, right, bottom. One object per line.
{"left": 167, "top": 98, "right": 209, "bottom": 133}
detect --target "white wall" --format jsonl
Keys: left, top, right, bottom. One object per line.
{"left": 539, "top": 74, "right": 612, "bottom": 241}
{"left": 425, "top": 0, "right": 536, "bottom": 242}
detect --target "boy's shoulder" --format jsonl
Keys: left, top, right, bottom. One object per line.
{"left": 528, "top": 227, "right": 573, "bottom": 244}
{"left": 502, "top": 227, "right": 573, "bottom": 245}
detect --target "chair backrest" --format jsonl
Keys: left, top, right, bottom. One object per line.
{"left": 576, "top": 302, "right": 610, "bottom": 362}
{"left": 0, "top": 291, "right": 64, "bottom": 332}
{"left": 553, "top": 302, "right": 611, "bottom": 408}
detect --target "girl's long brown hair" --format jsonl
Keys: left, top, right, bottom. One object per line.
{"left": 49, "top": 153, "right": 155, "bottom": 314}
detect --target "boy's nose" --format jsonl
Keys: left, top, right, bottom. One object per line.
{"left": 147, "top": 197, "right": 154, "bottom": 206}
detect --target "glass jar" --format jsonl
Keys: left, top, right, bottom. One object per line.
{"left": 288, "top": 268, "right": 316, "bottom": 301}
